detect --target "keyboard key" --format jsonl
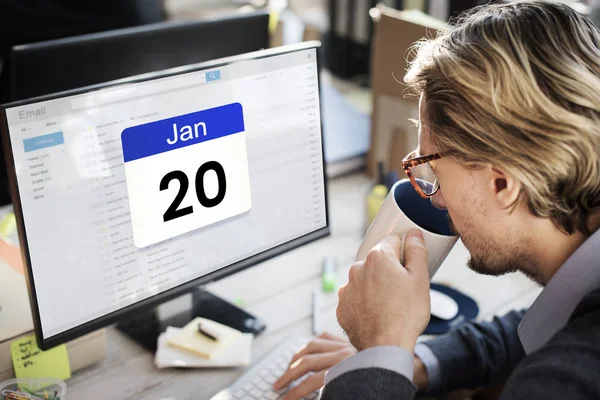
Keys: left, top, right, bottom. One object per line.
{"left": 265, "top": 374, "right": 277, "bottom": 384}
{"left": 268, "top": 363, "right": 278, "bottom": 372}
{"left": 250, "top": 389, "right": 263, "bottom": 399}
{"left": 258, "top": 382, "right": 271, "bottom": 391}
{"left": 265, "top": 391, "right": 280, "bottom": 400}
{"left": 243, "top": 383, "right": 253, "bottom": 392}
{"left": 260, "top": 369, "right": 271, "bottom": 378}
{"left": 234, "top": 390, "right": 246, "bottom": 399}
{"left": 252, "top": 376, "right": 261, "bottom": 385}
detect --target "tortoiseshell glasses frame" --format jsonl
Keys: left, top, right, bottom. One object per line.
{"left": 401, "top": 150, "right": 443, "bottom": 198}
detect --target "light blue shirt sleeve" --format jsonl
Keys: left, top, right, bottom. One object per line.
{"left": 324, "top": 345, "right": 415, "bottom": 385}
{"left": 414, "top": 343, "right": 443, "bottom": 393}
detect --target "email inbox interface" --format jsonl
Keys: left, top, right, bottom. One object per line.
{"left": 6, "top": 49, "right": 326, "bottom": 338}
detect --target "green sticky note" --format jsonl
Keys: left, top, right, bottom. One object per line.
{"left": 11, "top": 334, "right": 71, "bottom": 380}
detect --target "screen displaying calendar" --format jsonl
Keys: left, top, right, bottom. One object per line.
{"left": 3, "top": 47, "right": 327, "bottom": 339}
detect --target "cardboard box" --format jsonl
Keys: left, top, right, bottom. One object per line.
{"left": 367, "top": 6, "right": 448, "bottom": 177}
{"left": 303, "top": 23, "right": 322, "bottom": 42}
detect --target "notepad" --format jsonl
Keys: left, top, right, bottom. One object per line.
{"left": 11, "top": 334, "right": 71, "bottom": 380}
{"left": 156, "top": 327, "right": 252, "bottom": 369}
{"left": 166, "top": 317, "right": 242, "bottom": 359}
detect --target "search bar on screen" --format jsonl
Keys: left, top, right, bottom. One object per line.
{"left": 71, "top": 69, "right": 222, "bottom": 110}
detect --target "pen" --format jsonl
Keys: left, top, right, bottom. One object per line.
{"left": 312, "top": 288, "right": 321, "bottom": 335}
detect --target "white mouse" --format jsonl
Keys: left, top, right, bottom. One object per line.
{"left": 430, "top": 289, "right": 459, "bottom": 320}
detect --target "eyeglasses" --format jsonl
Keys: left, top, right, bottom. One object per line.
{"left": 401, "top": 150, "right": 443, "bottom": 198}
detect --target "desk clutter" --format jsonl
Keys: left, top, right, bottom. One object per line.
{"left": 0, "top": 378, "right": 66, "bottom": 400}
{"left": 155, "top": 318, "right": 253, "bottom": 369}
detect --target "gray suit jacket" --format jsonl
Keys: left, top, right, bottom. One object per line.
{"left": 321, "top": 288, "right": 600, "bottom": 399}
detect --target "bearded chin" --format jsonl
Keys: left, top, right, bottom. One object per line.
{"left": 467, "top": 250, "right": 536, "bottom": 280}
{"left": 467, "top": 256, "right": 510, "bottom": 276}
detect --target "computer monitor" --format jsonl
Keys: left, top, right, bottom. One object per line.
{"left": 0, "top": 42, "right": 328, "bottom": 350}
{"left": 8, "top": 11, "right": 270, "bottom": 101}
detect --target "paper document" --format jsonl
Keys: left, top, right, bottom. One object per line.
{"left": 166, "top": 317, "right": 243, "bottom": 359}
{"left": 156, "top": 327, "right": 252, "bottom": 369}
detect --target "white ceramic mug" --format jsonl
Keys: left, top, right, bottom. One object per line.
{"left": 357, "top": 179, "right": 458, "bottom": 279}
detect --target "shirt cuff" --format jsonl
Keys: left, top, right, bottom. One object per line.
{"left": 324, "top": 346, "right": 414, "bottom": 385}
{"left": 414, "top": 343, "right": 442, "bottom": 393}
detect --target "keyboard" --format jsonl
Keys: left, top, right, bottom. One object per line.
{"left": 210, "top": 335, "right": 319, "bottom": 400}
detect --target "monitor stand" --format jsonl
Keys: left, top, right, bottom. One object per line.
{"left": 116, "top": 287, "right": 266, "bottom": 351}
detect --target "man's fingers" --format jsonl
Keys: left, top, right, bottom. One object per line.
{"left": 366, "top": 235, "right": 403, "bottom": 266}
{"left": 403, "top": 229, "right": 429, "bottom": 279}
{"left": 280, "top": 370, "right": 326, "bottom": 400}
{"left": 288, "top": 338, "right": 349, "bottom": 366}
{"left": 318, "top": 332, "right": 347, "bottom": 342}
{"left": 273, "top": 352, "right": 345, "bottom": 390}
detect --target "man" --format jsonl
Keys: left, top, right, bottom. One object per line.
{"left": 273, "top": 1, "right": 600, "bottom": 398}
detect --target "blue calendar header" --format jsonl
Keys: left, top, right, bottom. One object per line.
{"left": 121, "top": 102, "right": 245, "bottom": 163}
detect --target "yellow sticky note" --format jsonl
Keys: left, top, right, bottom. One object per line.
{"left": 11, "top": 335, "right": 71, "bottom": 380}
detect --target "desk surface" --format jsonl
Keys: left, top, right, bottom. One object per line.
{"left": 66, "top": 172, "right": 541, "bottom": 399}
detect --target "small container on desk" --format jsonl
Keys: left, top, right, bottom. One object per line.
{"left": 0, "top": 377, "right": 66, "bottom": 400}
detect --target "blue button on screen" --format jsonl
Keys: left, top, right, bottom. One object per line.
{"left": 23, "top": 131, "right": 65, "bottom": 152}
{"left": 206, "top": 70, "right": 221, "bottom": 82}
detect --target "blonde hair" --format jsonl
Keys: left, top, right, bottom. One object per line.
{"left": 405, "top": 0, "right": 600, "bottom": 235}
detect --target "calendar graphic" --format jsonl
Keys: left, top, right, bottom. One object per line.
{"left": 121, "top": 103, "right": 252, "bottom": 248}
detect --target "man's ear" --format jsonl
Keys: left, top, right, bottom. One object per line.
{"left": 489, "top": 166, "right": 521, "bottom": 208}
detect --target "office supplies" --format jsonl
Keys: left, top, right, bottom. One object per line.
{"left": 0, "top": 378, "right": 66, "bottom": 400}
{"left": 167, "top": 318, "right": 242, "bottom": 359}
{"left": 1, "top": 330, "right": 105, "bottom": 382}
{"left": 424, "top": 283, "right": 479, "bottom": 335}
{"left": 8, "top": 12, "right": 270, "bottom": 101}
{"left": 1, "top": 42, "right": 329, "bottom": 351}
{"left": 209, "top": 335, "right": 318, "bottom": 400}
{"left": 10, "top": 335, "right": 70, "bottom": 380}
{"left": 312, "top": 288, "right": 321, "bottom": 335}
{"left": 155, "top": 327, "right": 252, "bottom": 369}
{"left": 430, "top": 288, "right": 459, "bottom": 320}
{"left": 326, "top": 0, "right": 375, "bottom": 81}
{"left": 321, "top": 255, "right": 337, "bottom": 293}
{"left": 191, "top": 290, "right": 266, "bottom": 337}
{"left": 198, "top": 323, "right": 220, "bottom": 342}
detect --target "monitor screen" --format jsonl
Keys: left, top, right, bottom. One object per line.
{"left": 1, "top": 43, "right": 328, "bottom": 348}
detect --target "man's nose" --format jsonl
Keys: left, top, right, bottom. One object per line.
{"left": 431, "top": 190, "right": 447, "bottom": 210}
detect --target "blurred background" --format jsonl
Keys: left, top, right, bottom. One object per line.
{"left": 0, "top": 0, "right": 595, "bottom": 207}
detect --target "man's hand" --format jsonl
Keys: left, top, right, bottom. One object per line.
{"left": 273, "top": 332, "right": 356, "bottom": 400}
{"left": 336, "top": 229, "right": 431, "bottom": 352}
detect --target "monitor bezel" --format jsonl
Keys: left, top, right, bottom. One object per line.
{"left": 8, "top": 10, "right": 270, "bottom": 102}
{"left": 0, "top": 41, "right": 330, "bottom": 350}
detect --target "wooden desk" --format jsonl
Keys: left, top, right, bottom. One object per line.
{"left": 66, "top": 172, "right": 541, "bottom": 399}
